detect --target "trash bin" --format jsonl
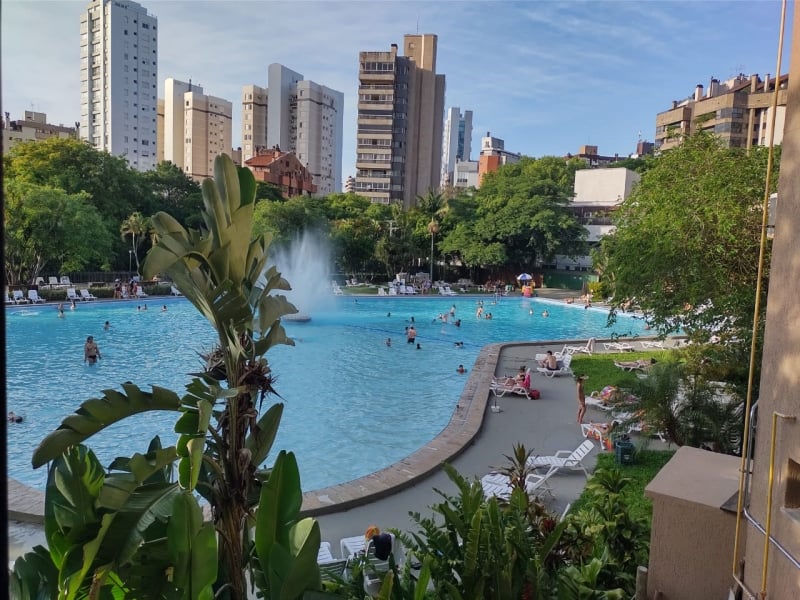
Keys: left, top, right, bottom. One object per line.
{"left": 615, "top": 440, "right": 636, "bottom": 466}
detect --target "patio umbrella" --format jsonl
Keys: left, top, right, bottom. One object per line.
{"left": 517, "top": 273, "right": 533, "bottom": 281}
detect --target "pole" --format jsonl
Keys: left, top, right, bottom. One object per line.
{"left": 430, "top": 233, "right": 434, "bottom": 283}
{"left": 129, "top": 250, "right": 132, "bottom": 273}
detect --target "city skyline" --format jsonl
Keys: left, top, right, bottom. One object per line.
{"left": 2, "top": 1, "right": 789, "bottom": 181}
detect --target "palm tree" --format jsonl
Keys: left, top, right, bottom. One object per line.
{"left": 120, "top": 211, "right": 150, "bottom": 271}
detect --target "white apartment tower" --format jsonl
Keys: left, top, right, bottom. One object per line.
{"left": 79, "top": 0, "right": 158, "bottom": 172}
{"left": 162, "top": 78, "right": 232, "bottom": 181}
{"left": 241, "top": 64, "right": 344, "bottom": 195}
{"left": 441, "top": 107, "right": 473, "bottom": 186}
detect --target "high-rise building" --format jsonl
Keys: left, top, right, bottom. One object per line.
{"left": 355, "top": 34, "right": 446, "bottom": 207}
{"left": 241, "top": 64, "right": 344, "bottom": 195}
{"left": 655, "top": 73, "right": 788, "bottom": 151}
{"left": 79, "top": 0, "right": 158, "bottom": 172}
{"left": 441, "top": 107, "right": 473, "bottom": 186}
{"left": 162, "top": 77, "right": 232, "bottom": 181}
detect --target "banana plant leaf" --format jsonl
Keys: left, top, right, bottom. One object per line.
{"left": 32, "top": 384, "right": 183, "bottom": 468}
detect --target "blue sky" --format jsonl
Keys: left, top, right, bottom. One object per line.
{"left": 2, "top": 1, "right": 790, "bottom": 179}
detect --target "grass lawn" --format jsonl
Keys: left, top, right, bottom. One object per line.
{"left": 570, "top": 449, "right": 676, "bottom": 524}
{"left": 571, "top": 350, "right": 676, "bottom": 395}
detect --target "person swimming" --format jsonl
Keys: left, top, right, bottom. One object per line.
{"left": 385, "top": 338, "right": 392, "bottom": 347}
{"left": 8, "top": 411, "right": 24, "bottom": 423}
{"left": 456, "top": 364, "right": 466, "bottom": 374}
{"left": 103, "top": 321, "right": 111, "bottom": 329}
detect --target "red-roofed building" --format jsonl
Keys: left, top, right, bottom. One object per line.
{"left": 244, "top": 147, "right": 317, "bottom": 198}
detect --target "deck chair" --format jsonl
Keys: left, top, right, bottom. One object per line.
{"left": 603, "top": 341, "right": 634, "bottom": 352}
{"left": 66, "top": 288, "right": 79, "bottom": 301}
{"left": 80, "top": 288, "right": 97, "bottom": 301}
{"left": 34, "top": 277, "right": 46, "bottom": 287}
{"left": 614, "top": 359, "right": 653, "bottom": 373}
{"left": 135, "top": 287, "right": 149, "bottom": 298}
{"left": 27, "top": 289, "right": 46, "bottom": 304}
{"left": 536, "top": 354, "right": 573, "bottom": 378}
{"left": 5, "top": 289, "right": 14, "bottom": 305}
{"left": 377, "top": 287, "right": 387, "bottom": 296}
{"left": 12, "top": 290, "right": 26, "bottom": 304}
{"left": 170, "top": 285, "right": 183, "bottom": 296}
{"left": 480, "top": 471, "right": 554, "bottom": 500}
{"left": 641, "top": 340, "right": 665, "bottom": 349}
{"left": 565, "top": 337, "right": 595, "bottom": 355}
{"left": 60, "top": 276, "right": 72, "bottom": 286}
{"left": 332, "top": 282, "right": 344, "bottom": 295}
{"left": 527, "top": 439, "right": 595, "bottom": 478}
{"left": 362, "top": 534, "right": 399, "bottom": 597}
{"left": 48, "top": 276, "right": 60, "bottom": 288}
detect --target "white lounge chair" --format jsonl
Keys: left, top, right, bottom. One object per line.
{"left": 603, "top": 341, "right": 635, "bottom": 352}
{"left": 377, "top": 287, "right": 387, "bottom": 296}
{"left": 5, "top": 289, "right": 14, "bottom": 305}
{"left": 388, "top": 286, "right": 398, "bottom": 296}
{"left": 60, "top": 276, "right": 72, "bottom": 287}
{"left": 332, "top": 282, "right": 344, "bottom": 296}
{"left": 48, "top": 276, "right": 60, "bottom": 288}
{"left": 641, "top": 340, "right": 665, "bottom": 349}
{"left": 79, "top": 288, "right": 97, "bottom": 301}
{"left": 27, "top": 289, "right": 46, "bottom": 304}
{"left": 536, "top": 354, "right": 573, "bottom": 378}
{"left": 527, "top": 439, "right": 595, "bottom": 479}
{"left": 480, "top": 471, "right": 554, "bottom": 500}
{"left": 490, "top": 369, "right": 534, "bottom": 399}
{"left": 34, "top": 277, "right": 46, "bottom": 287}
{"left": 12, "top": 290, "right": 26, "bottom": 304}
{"left": 66, "top": 288, "right": 79, "bottom": 301}
{"left": 565, "top": 337, "right": 595, "bottom": 355}
{"left": 170, "top": 285, "right": 183, "bottom": 297}
{"left": 135, "top": 287, "right": 149, "bottom": 298}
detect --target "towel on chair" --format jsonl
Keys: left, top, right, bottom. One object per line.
{"left": 372, "top": 533, "right": 392, "bottom": 560}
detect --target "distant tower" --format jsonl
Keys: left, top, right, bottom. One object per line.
{"left": 441, "top": 107, "right": 473, "bottom": 186}
{"left": 79, "top": 0, "right": 158, "bottom": 171}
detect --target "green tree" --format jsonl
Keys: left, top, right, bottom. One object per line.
{"left": 445, "top": 156, "right": 586, "bottom": 272}
{"left": 120, "top": 212, "right": 151, "bottom": 272}
{"left": 597, "top": 132, "right": 778, "bottom": 343}
{"left": 16, "top": 155, "right": 321, "bottom": 600}
{"left": 4, "top": 181, "right": 112, "bottom": 285}
{"left": 143, "top": 161, "right": 203, "bottom": 229}
{"left": 252, "top": 196, "right": 329, "bottom": 246}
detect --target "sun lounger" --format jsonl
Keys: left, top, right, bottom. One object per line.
{"left": 480, "top": 471, "right": 554, "bottom": 500}
{"left": 527, "top": 439, "right": 595, "bottom": 478}
{"left": 12, "top": 290, "right": 26, "bottom": 304}
{"left": 27, "top": 289, "right": 46, "bottom": 304}
{"left": 641, "top": 340, "right": 665, "bottom": 349}
{"left": 564, "top": 338, "right": 595, "bottom": 355}
{"left": 603, "top": 341, "right": 635, "bottom": 352}
{"left": 170, "top": 285, "right": 183, "bottom": 297}
{"left": 66, "top": 288, "right": 79, "bottom": 301}
{"left": 79, "top": 289, "right": 97, "bottom": 301}
{"left": 536, "top": 354, "right": 573, "bottom": 378}
{"left": 48, "top": 276, "right": 60, "bottom": 288}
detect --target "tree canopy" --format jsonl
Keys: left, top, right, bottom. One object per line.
{"left": 597, "top": 132, "right": 779, "bottom": 343}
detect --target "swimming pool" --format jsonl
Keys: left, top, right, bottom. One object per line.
{"left": 6, "top": 295, "right": 647, "bottom": 491}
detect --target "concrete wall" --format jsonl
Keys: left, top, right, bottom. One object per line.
{"left": 573, "top": 168, "right": 640, "bottom": 204}
{"left": 741, "top": 6, "right": 800, "bottom": 598}
{"left": 646, "top": 446, "right": 744, "bottom": 600}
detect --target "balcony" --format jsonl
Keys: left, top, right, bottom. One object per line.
{"left": 358, "top": 101, "right": 393, "bottom": 112}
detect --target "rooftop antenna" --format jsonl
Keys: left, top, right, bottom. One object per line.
{"left": 416, "top": 16, "right": 419, "bottom": 33}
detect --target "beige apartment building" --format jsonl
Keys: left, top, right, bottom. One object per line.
{"left": 160, "top": 78, "right": 232, "bottom": 182}
{"left": 655, "top": 73, "right": 788, "bottom": 151}
{"left": 354, "top": 34, "right": 445, "bottom": 207}
{"left": 2, "top": 111, "right": 78, "bottom": 154}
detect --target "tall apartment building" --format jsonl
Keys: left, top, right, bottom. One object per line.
{"left": 441, "top": 107, "right": 473, "bottom": 186}
{"left": 161, "top": 78, "right": 232, "bottom": 181}
{"left": 477, "top": 132, "right": 519, "bottom": 186}
{"left": 355, "top": 34, "right": 446, "bottom": 207}
{"left": 79, "top": 0, "right": 158, "bottom": 172}
{"left": 241, "top": 64, "right": 344, "bottom": 195}
{"left": 2, "top": 111, "right": 78, "bottom": 154}
{"left": 655, "top": 73, "right": 788, "bottom": 151}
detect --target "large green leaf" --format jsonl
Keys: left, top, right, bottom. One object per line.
{"left": 9, "top": 545, "right": 60, "bottom": 600}
{"left": 32, "top": 385, "right": 183, "bottom": 468}
{"left": 245, "top": 402, "right": 284, "bottom": 467}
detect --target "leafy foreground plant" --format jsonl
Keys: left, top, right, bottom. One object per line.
{"left": 11, "top": 154, "right": 324, "bottom": 600}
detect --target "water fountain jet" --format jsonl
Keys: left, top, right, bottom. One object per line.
{"left": 271, "top": 231, "right": 332, "bottom": 322}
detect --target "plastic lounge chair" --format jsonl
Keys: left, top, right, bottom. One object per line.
{"left": 490, "top": 369, "right": 534, "bottom": 399}
{"left": 527, "top": 439, "right": 595, "bottom": 478}
{"left": 586, "top": 396, "right": 615, "bottom": 412}
{"left": 615, "top": 359, "right": 653, "bottom": 373}
{"left": 60, "top": 276, "right": 72, "bottom": 286}
{"left": 480, "top": 471, "right": 554, "bottom": 500}
{"left": 377, "top": 287, "right": 387, "bottom": 296}
{"left": 332, "top": 282, "right": 344, "bottom": 296}
{"left": 564, "top": 337, "right": 595, "bottom": 355}
{"left": 603, "top": 341, "right": 635, "bottom": 352}
{"left": 641, "top": 340, "right": 665, "bottom": 349}
{"left": 135, "top": 287, "right": 149, "bottom": 298}
{"left": 12, "top": 290, "right": 27, "bottom": 304}
{"left": 79, "top": 288, "right": 97, "bottom": 301}
{"left": 5, "top": 290, "right": 14, "bottom": 305}
{"left": 170, "top": 285, "right": 183, "bottom": 297}
{"left": 581, "top": 422, "right": 616, "bottom": 451}
{"left": 66, "top": 288, "right": 79, "bottom": 301}
{"left": 48, "top": 276, "right": 60, "bottom": 288}
{"left": 536, "top": 354, "right": 573, "bottom": 378}
{"left": 27, "top": 289, "right": 46, "bottom": 304}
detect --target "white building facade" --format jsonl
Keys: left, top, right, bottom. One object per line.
{"left": 241, "top": 64, "right": 344, "bottom": 195}
{"left": 79, "top": 0, "right": 158, "bottom": 172}
{"left": 162, "top": 78, "right": 232, "bottom": 181}
{"left": 441, "top": 107, "right": 473, "bottom": 186}
{"left": 550, "top": 167, "right": 641, "bottom": 271}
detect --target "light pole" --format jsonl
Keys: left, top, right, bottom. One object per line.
{"left": 428, "top": 218, "right": 439, "bottom": 285}
{"left": 129, "top": 250, "right": 133, "bottom": 274}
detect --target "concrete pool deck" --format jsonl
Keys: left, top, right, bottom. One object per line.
{"left": 7, "top": 288, "right": 675, "bottom": 562}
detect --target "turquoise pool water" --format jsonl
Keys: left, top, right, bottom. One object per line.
{"left": 6, "top": 295, "right": 647, "bottom": 491}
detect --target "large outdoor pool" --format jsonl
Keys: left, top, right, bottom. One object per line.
{"left": 6, "top": 294, "right": 647, "bottom": 491}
